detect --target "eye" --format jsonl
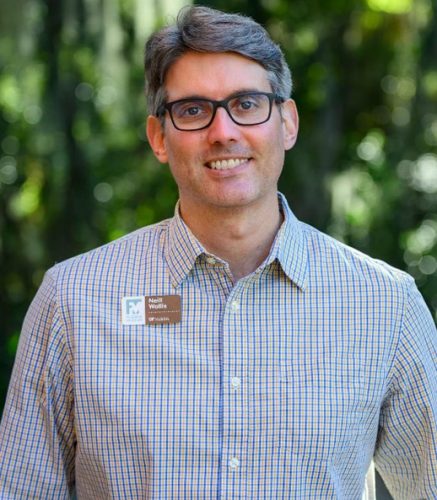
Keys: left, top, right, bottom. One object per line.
{"left": 231, "top": 94, "right": 263, "bottom": 114}
{"left": 184, "top": 105, "right": 202, "bottom": 116}
{"left": 237, "top": 97, "right": 258, "bottom": 110}
{"left": 173, "top": 101, "right": 210, "bottom": 120}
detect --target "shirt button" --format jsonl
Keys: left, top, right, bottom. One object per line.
{"left": 230, "top": 300, "right": 240, "bottom": 312}
{"left": 229, "top": 457, "right": 240, "bottom": 470}
{"left": 231, "top": 377, "right": 241, "bottom": 390}
{"left": 206, "top": 256, "right": 216, "bottom": 265}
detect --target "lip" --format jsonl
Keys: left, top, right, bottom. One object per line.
{"left": 206, "top": 157, "right": 250, "bottom": 169}
{"left": 204, "top": 157, "right": 252, "bottom": 177}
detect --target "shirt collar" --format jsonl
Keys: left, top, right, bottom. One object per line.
{"left": 165, "top": 201, "right": 205, "bottom": 288}
{"left": 273, "top": 192, "right": 308, "bottom": 290}
{"left": 165, "top": 193, "right": 308, "bottom": 290}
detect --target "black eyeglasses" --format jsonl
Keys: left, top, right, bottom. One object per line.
{"left": 157, "top": 91, "right": 285, "bottom": 131}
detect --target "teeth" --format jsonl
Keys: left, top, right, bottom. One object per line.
{"left": 209, "top": 158, "right": 247, "bottom": 170}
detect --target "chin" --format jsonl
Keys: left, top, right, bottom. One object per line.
{"left": 207, "top": 192, "right": 261, "bottom": 210}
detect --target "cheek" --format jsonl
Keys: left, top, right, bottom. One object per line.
{"left": 261, "top": 132, "right": 286, "bottom": 180}
{"left": 165, "top": 141, "right": 203, "bottom": 187}
{"left": 263, "top": 128, "right": 286, "bottom": 161}
{"left": 165, "top": 134, "right": 202, "bottom": 164}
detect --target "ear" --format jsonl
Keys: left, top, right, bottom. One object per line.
{"left": 280, "top": 99, "right": 299, "bottom": 151}
{"left": 146, "top": 115, "right": 168, "bottom": 163}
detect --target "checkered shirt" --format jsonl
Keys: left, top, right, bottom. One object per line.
{"left": 1, "top": 193, "right": 436, "bottom": 499}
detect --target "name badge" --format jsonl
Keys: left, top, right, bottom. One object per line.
{"left": 122, "top": 295, "right": 181, "bottom": 325}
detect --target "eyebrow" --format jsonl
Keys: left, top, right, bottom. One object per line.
{"left": 168, "top": 88, "right": 269, "bottom": 102}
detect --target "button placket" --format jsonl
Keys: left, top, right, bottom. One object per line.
{"left": 221, "top": 286, "right": 248, "bottom": 495}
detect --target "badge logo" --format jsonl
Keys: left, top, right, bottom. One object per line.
{"left": 122, "top": 296, "right": 145, "bottom": 325}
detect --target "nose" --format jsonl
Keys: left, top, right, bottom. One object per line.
{"left": 206, "top": 106, "right": 241, "bottom": 144}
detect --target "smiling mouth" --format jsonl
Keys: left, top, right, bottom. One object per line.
{"left": 206, "top": 158, "right": 250, "bottom": 170}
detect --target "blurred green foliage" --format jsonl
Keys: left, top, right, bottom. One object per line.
{"left": 1, "top": 0, "right": 436, "bottom": 417}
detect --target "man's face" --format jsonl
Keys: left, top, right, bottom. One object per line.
{"left": 147, "top": 51, "right": 298, "bottom": 214}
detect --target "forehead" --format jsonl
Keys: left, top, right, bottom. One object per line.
{"left": 164, "top": 51, "right": 271, "bottom": 100}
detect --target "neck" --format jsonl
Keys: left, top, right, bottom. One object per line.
{"left": 179, "top": 195, "right": 282, "bottom": 281}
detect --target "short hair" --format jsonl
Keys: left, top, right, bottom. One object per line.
{"left": 144, "top": 5, "right": 292, "bottom": 116}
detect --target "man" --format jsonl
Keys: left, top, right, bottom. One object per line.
{"left": 0, "top": 5, "right": 436, "bottom": 499}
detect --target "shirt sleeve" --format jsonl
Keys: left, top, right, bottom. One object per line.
{"left": 0, "top": 269, "right": 75, "bottom": 498}
{"left": 374, "top": 277, "right": 437, "bottom": 499}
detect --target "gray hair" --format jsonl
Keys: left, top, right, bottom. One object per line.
{"left": 144, "top": 5, "right": 292, "bottom": 116}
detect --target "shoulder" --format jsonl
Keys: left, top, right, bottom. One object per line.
{"left": 301, "top": 222, "right": 414, "bottom": 295}
{"left": 45, "top": 219, "right": 171, "bottom": 289}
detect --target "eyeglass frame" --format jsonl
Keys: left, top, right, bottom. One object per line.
{"left": 156, "top": 91, "right": 285, "bottom": 131}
